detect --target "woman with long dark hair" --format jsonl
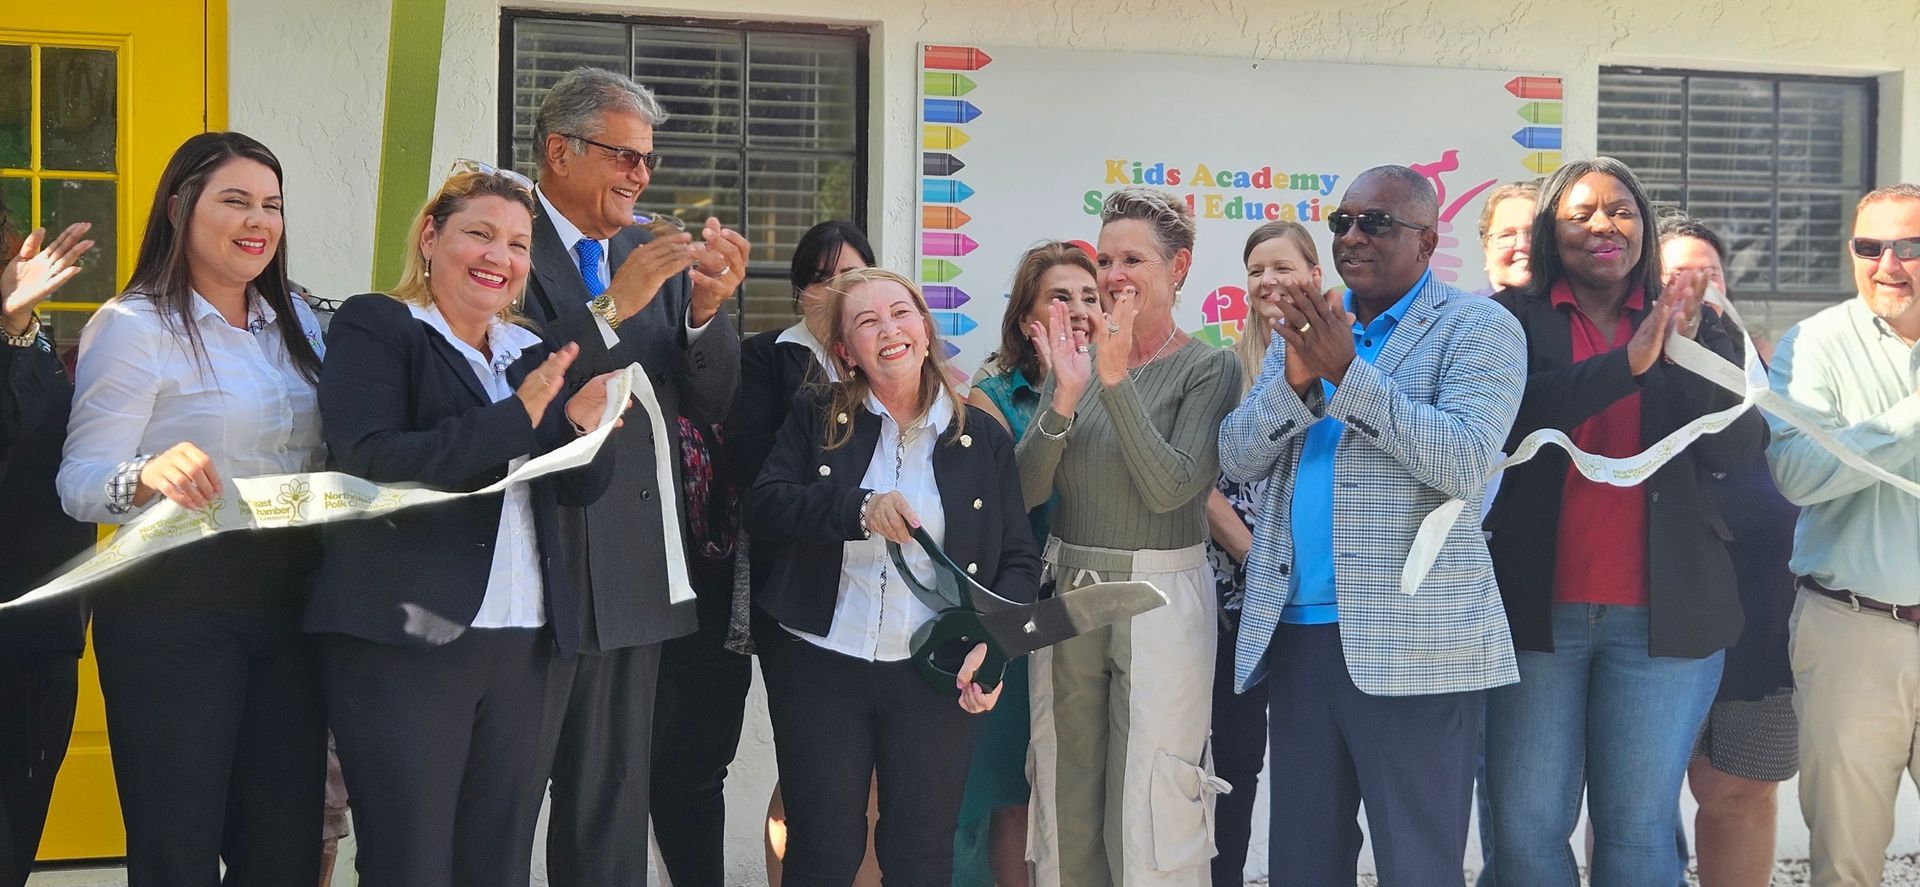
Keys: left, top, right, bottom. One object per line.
{"left": 1483, "top": 157, "right": 1766, "bottom": 886}
{"left": 56, "top": 131, "right": 329, "bottom": 883}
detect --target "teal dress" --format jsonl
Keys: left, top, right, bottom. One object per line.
{"left": 953, "top": 368, "right": 1052, "bottom": 886}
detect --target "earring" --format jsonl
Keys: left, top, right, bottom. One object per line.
{"left": 424, "top": 258, "right": 431, "bottom": 280}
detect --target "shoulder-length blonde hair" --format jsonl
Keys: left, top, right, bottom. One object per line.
{"left": 386, "top": 169, "right": 538, "bottom": 323}
{"left": 1235, "top": 221, "right": 1320, "bottom": 396}
{"left": 818, "top": 267, "right": 966, "bottom": 451}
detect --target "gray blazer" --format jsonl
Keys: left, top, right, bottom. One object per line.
{"left": 522, "top": 204, "right": 741, "bottom": 651}
{"left": 1219, "top": 275, "right": 1525, "bottom": 697}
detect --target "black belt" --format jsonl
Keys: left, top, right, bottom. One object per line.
{"left": 1801, "top": 577, "right": 1920, "bottom": 624}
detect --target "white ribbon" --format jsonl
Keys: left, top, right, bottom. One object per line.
{"left": 1403, "top": 290, "right": 1920, "bottom": 594}
{"left": 5, "top": 363, "right": 696, "bottom": 611}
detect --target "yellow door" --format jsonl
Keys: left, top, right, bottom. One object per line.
{"left": 1, "top": 0, "right": 225, "bottom": 862}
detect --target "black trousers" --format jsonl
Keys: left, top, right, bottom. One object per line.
{"left": 0, "top": 655, "right": 77, "bottom": 887}
{"left": 1265, "top": 622, "right": 1482, "bottom": 887}
{"left": 649, "top": 623, "right": 753, "bottom": 887}
{"left": 1209, "top": 627, "right": 1267, "bottom": 887}
{"left": 758, "top": 622, "right": 978, "bottom": 887}
{"left": 544, "top": 641, "right": 662, "bottom": 887}
{"left": 91, "top": 533, "right": 325, "bottom": 887}
{"left": 320, "top": 627, "right": 556, "bottom": 887}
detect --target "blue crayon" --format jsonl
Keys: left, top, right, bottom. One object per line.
{"left": 1512, "top": 126, "right": 1562, "bottom": 150}
{"left": 932, "top": 311, "right": 978, "bottom": 337}
{"left": 923, "top": 99, "right": 982, "bottom": 124}
{"left": 923, "top": 179, "right": 976, "bottom": 204}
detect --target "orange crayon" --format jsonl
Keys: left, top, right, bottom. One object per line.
{"left": 923, "top": 206, "right": 974, "bottom": 229}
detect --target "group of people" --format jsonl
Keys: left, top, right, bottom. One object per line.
{"left": 1, "top": 63, "right": 1918, "bottom": 887}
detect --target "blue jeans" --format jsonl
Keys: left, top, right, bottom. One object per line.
{"left": 1485, "top": 604, "right": 1722, "bottom": 887}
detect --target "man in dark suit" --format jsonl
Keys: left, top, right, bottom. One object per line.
{"left": 521, "top": 67, "right": 745, "bottom": 887}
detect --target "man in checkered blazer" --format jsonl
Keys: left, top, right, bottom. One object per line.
{"left": 1218, "top": 165, "right": 1526, "bottom": 885}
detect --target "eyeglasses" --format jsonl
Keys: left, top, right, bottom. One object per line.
{"left": 1487, "top": 228, "right": 1530, "bottom": 249}
{"left": 1850, "top": 236, "right": 1920, "bottom": 261}
{"left": 1328, "top": 210, "right": 1431, "bottom": 237}
{"left": 447, "top": 158, "right": 534, "bottom": 192}
{"left": 562, "top": 133, "right": 661, "bottom": 173}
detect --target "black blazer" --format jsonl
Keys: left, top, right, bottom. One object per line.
{"left": 0, "top": 338, "right": 90, "bottom": 658}
{"left": 746, "top": 386, "right": 1041, "bottom": 636}
{"left": 521, "top": 203, "right": 741, "bottom": 650}
{"left": 304, "top": 293, "right": 615, "bottom": 655}
{"left": 727, "top": 329, "right": 828, "bottom": 595}
{"left": 1486, "top": 287, "right": 1767, "bottom": 658}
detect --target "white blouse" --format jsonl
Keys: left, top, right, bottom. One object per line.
{"left": 790, "top": 390, "right": 951, "bottom": 662}
{"left": 407, "top": 303, "right": 547, "bottom": 630}
{"left": 59, "top": 291, "right": 325, "bottom": 525}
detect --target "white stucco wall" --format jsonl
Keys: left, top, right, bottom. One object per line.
{"left": 223, "top": 0, "right": 1920, "bottom": 881}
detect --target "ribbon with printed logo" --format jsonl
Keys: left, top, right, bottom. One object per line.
{"left": 3, "top": 363, "right": 696, "bottom": 611}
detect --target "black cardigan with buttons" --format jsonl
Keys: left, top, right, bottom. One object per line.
{"left": 746, "top": 385, "right": 1041, "bottom": 637}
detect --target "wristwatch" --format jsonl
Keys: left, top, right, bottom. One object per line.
{"left": 589, "top": 294, "right": 622, "bottom": 330}
{"left": 2, "top": 313, "right": 40, "bottom": 348}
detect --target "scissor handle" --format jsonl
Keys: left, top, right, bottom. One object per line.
{"left": 911, "top": 607, "right": 1011, "bottom": 695}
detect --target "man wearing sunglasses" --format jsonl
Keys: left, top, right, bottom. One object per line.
{"left": 1219, "top": 165, "right": 1526, "bottom": 884}
{"left": 520, "top": 66, "right": 746, "bottom": 887}
{"left": 1767, "top": 183, "right": 1920, "bottom": 887}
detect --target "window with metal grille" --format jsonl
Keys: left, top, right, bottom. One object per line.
{"left": 1598, "top": 68, "right": 1874, "bottom": 325}
{"left": 502, "top": 13, "right": 868, "bottom": 333}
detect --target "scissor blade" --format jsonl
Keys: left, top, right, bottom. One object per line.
{"left": 978, "top": 581, "right": 1168, "bottom": 658}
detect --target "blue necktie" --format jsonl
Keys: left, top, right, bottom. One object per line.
{"left": 574, "top": 238, "right": 607, "bottom": 298}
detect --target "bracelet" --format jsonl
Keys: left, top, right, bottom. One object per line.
{"left": 2, "top": 312, "right": 39, "bottom": 348}
{"left": 857, "top": 491, "right": 876, "bottom": 539}
{"left": 589, "top": 294, "right": 623, "bottom": 331}
{"left": 1036, "top": 409, "right": 1074, "bottom": 440}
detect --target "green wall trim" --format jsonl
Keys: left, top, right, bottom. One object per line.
{"left": 370, "top": 0, "right": 448, "bottom": 289}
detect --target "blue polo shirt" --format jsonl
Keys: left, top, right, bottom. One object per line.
{"left": 1281, "top": 270, "right": 1429, "bottom": 624}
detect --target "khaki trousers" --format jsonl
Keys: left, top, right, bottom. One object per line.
{"left": 1791, "top": 589, "right": 1920, "bottom": 887}
{"left": 1027, "top": 540, "right": 1225, "bottom": 887}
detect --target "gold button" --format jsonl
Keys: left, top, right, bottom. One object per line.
{"left": 836, "top": 412, "right": 849, "bottom": 425}
{"left": 817, "top": 465, "right": 831, "bottom": 476}
{"left": 966, "top": 562, "right": 979, "bottom": 575}
{"left": 960, "top": 434, "right": 973, "bottom": 447}
{"left": 972, "top": 498, "right": 983, "bottom": 510}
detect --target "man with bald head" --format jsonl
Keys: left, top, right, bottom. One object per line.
{"left": 1219, "top": 165, "right": 1527, "bottom": 883}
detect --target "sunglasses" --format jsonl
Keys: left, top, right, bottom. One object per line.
{"left": 1328, "top": 210, "right": 1431, "bottom": 237}
{"left": 447, "top": 158, "right": 534, "bottom": 192}
{"left": 1851, "top": 236, "right": 1920, "bottom": 261}
{"left": 563, "top": 133, "right": 662, "bottom": 173}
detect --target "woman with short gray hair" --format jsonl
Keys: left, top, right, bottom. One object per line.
{"left": 1020, "top": 187, "right": 1240, "bottom": 887}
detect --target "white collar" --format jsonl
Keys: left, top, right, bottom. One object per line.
{"left": 407, "top": 301, "right": 543, "bottom": 374}
{"left": 534, "top": 184, "right": 602, "bottom": 255}
{"left": 864, "top": 386, "right": 953, "bottom": 436}
{"left": 776, "top": 320, "right": 840, "bottom": 380}
{"left": 188, "top": 287, "right": 273, "bottom": 332}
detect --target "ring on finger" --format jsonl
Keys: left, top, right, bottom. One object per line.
{"left": 1076, "top": 344, "right": 1090, "bottom": 354}
{"left": 1106, "top": 321, "right": 1121, "bottom": 334}
{"left": 1297, "top": 321, "right": 1313, "bottom": 334}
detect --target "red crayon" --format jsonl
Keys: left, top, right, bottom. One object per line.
{"left": 1505, "top": 76, "right": 1563, "bottom": 100}
{"left": 924, "top": 45, "right": 993, "bottom": 71}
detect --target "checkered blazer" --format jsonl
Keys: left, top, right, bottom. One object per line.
{"left": 1220, "top": 276, "right": 1526, "bottom": 697}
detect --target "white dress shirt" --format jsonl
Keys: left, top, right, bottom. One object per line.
{"left": 533, "top": 185, "right": 711, "bottom": 344}
{"left": 407, "top": 303, "right": 548, "bottom": 629}
{"left": 60, "top": 291, "right": 325, "bottom": 525}
{"left": 776, "top": 320, "right": 840, "bottom": 381}
{"left": 791, "top": 390, "right": 952, "bottom": 661}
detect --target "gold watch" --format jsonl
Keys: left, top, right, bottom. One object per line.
{"left": 589, "top": 294, "right": 622, "bottom": 330}
{"left": 2, "top": 313, "right": 40, "bottom": 348}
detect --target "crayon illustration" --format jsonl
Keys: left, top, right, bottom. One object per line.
{"left": 1516, "top": 102, "right": 1563, "bottom": 124}
{"left": 922, "top": 232, "right": 980, "bottom": 257}
{"left": 923, "top": 285, "right": 972, "bottom": 309}
{"left": 922, "top": 259, "right": 962, "bottom": 283}
{"left": 923, "top": 125, "right": 972, "bottom": 150}
{"left": 1505, "top": 76, "right": 1563, "bottom": 100}
{"left": 923, "top": 180, "right": 976, "bottom": 204}
{"left": 924, "top": 99, "right": 983, "bottom": 124}
{"left": 940, "top": 340, "right": 961, "bottom": 359}
{"left": 1523, "top": 151, "right": 1563, "bottom": 174}
{"left": 922, "top": 206, "right": 974, "bottom": 229}
{"left": 924, "top": 45, "right": 993, "bottom": 71}
{"left": 924, "top": 153, "right": 967, "bottom": 176}
{"left": 1512, "top": 127, "right": 1562, "bottom": 150}
{"left": 932, "top": 311, "right": 979, "bottom": 337}
{"left": 923, "top": 72, "right": 978, "bottom": 97}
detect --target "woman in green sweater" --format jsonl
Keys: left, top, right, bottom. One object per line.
{"left": 1020, "top": 188, "right": 1240, "bottom": 887}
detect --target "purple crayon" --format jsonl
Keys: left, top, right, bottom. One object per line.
{"left": 923, "top": 285, "right": 972, "bottom": 309}
{"left": 922, "top": 232, "right": 979, "bottom": 257}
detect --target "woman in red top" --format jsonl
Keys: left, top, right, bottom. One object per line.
{"left": 1482, "top": 157, "right": 1767, "bottom": 887}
